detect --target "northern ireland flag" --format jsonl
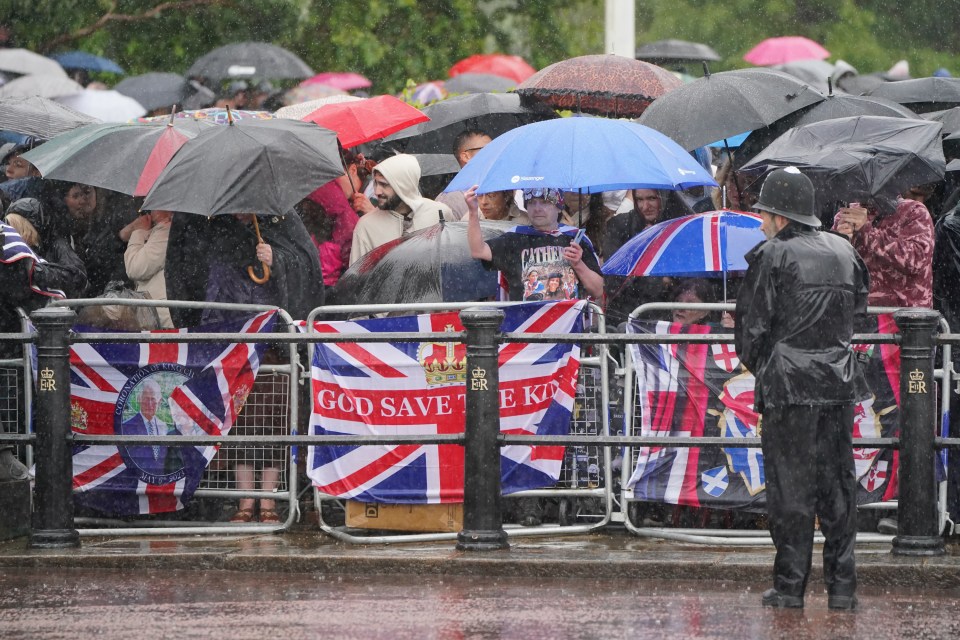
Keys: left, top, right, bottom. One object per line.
{"left": 70, "top": 312, "right": 277, "bottom": 515}
{"left": 308, "top": 300, "right": 585, "bottom": 503}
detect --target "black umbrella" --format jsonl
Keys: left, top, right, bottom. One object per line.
{"left": 142, "top": 118, "right": 342, "bottom": 217}
{"left": 635, "top": 39, "right": 720, "bottom": 63}
{"left": 733, "top": 92, "right": 917, "bottom": 168}
{"left": 330, "top": 219, "right": 513, "bottom": 305}
{"left": 376, "top": 93, "right": 557, "bottom": 157}
{"left": 924, "top": 107, "right": 960, "bottom": 135}
{"left": 741, "top": 115, "right": 945, "bottom": 212}
{"left": 411, "top": 153, "right": 460, "bottom": 177}
{"left": 866, "top": 77, "right": 960, "bottom": 114}
{"left": 637, "top": 67, "right": 824, "bottom": 151}
{"left": 0, "top": 95, "right": 98, "bottom": 139}
{"left": 114, "top": 72, "right": 215, "bottom": 112}
{"left": 186, "top": 41, "right": 313, "bottom": 82}
{"left": 444, "top": 73, "right": 516, "bottom": 94}
{"left": 837, "top": 72, "right": 887, "bottom": 96}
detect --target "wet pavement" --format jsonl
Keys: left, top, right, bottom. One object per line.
{"left": 3, "top": 566, "right": 960, "bottom": 639}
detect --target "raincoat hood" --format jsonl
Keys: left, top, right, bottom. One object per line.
{"left": 374, "top": 154, "right": 424, "bottom": 213}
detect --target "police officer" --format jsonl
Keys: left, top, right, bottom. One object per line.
{"left": 735, "top": 167, "right": 870, "bottom": 611}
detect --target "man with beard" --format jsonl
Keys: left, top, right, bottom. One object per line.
{"left": 349, "top": 154, "right": 452, "bottom": 264}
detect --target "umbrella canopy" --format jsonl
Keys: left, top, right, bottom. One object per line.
{"left": 411, "top": 153, "right": 460, "bottom": 177}
{"left": 49, "top": 51, "right": 124, "bottom": 74}
{"left": 733, "top": 93, "right": 918, "bottom": 168}
{"left": 637, "top": 67, "right": 825, "bottom": 151}
{"left": 771, "top": 59, "right": 835, "bottom": 95}
{"left": 142, "top": 118, "right": 343, "bottom": 217}
{"left": 865, "top": 77, "right": 960, "bottom": 114}
{"left": 273, "top": 95, "right": 362, "bottom": 120}
{"left": 378, "top": 92, "right": 556, "bottom": 156}
{"left": 448, "top": 54, "right": 536, "bottom": 84}
{"left": 283, "top": 83, "right": 347, "bottom": 105}
{"left": 741, "top": 115, "right": 946, "bottom": 211}
{"left": 299, "top": 95, "right": 427, "bottom": 148}
{"left": 407, "top": 81, "right": 447, "bottom": 106}
{"left": 744, "top": 36, "right": 830, "bottom": 66}
{"left": 924, "top": 107, "right": 960, "bottom": 135}
{"left": 445, "top": 73, "right": 515, "bottom": 94}
{"left": 838, "top": 72, "right": 888, "bottom": 96}
{"left": 114, "top": 72, "right": 215, "bottom": 112}
{"left": 54, "top": 89, "right": 145, "bottom": 122}
{"left": 0, "top": 96, "right": 99, "bottom": 139}
{"left": 516, "top": 54, "right": 681, "bottom": 118}
{"left": 602, "top": 210, "right": 764, "bottom": 277}
{"left": 636, "top": 39, "right": 720, "bottom": 63}
{"left": 331, "top": 220, "right": 513, "bottom": 304}
{"left": 444, "top": 117, "right": 717, "bottom": 194}
{"left": 186, "top": 41, "right": 313, "bottom": 81}
{"left": 22, "top": 119, "right": 217, "bottom": 197}
{"left": 300, "top": 71, "right": 371, "bottom": 91}
{"left": 137, "top": 107, "right": 275, "bottom": 125}
{"left": 0, "top": 48, "right": 66, "bottom": 77}
{"left": 0, "top": 74, "right": 82, "bottom": 99}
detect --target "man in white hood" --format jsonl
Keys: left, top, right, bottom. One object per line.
{"left": 349, "top": 154, "right": 452, "bottom": 264}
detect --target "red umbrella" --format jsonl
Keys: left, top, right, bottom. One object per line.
{"left": 448, "top": 54, "right": 536, "bottom": 84}
{"left": 301, "top": 71, "right": 372, "bottom": 91}
{"left": 300, "top": 94, "right": 429, "bottom": 148}
{"left": 515, "top": 54, "right": 682, "bottom": 118}
{"left": 743, "top": 36, "right": 830, "bottom": 66}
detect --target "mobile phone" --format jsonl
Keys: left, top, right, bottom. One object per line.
{"left": 572, "top": 228, "right": 585, "bottom": 245}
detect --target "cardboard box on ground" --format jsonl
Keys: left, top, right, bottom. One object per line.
{"left": 345, "top": 501, "right": 464, "bottom": 532}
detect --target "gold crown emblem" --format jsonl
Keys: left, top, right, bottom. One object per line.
{"left": 909, "top": 369, "right": 924, "bottom": 382}
{"left": 40, "top": 367, "right": 54, "bottom": 379}
{"left": 471, "top": 366, "right": 486, "bottom": 379}
{"left": 418, "top": 324, "right": 467, "bottom": 386}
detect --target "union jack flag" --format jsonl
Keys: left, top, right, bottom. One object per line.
{"left": 1, "top": 222, "right": 65, "bottom": 298}
{"left": 69, "top": 312, "right": 277, "bottom": 515}
{"left": 308, "top": 300, "right": 586, "bottom": 503}
{"left": 626, "top": 319, "right": 904, "bottom": 510}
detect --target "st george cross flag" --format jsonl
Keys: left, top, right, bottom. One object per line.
{"left": 308, "top": 300, "right": 586, "bottom": 503}
{"left": 70, "top": 311, "right": 277, "bottom": 515}
{"left": 625, "top": 319, "right": 902, "bottom": 510}
{"left": 1, "top": 222, "right": 65, "bottom": 298}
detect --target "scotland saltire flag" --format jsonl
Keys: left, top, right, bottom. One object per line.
{"left": 1, "top": 222, "right": 65, "bottom": 298}
{"left": 308, "top": 300, "right": 585, "bottom": 503}
{"left": 69, "top": 311, "right": 277, "bottom": 515}
{"left": 626, "top": 319, "right": 903, "bottom": 510}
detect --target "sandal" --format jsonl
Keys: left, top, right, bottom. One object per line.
{"left": 230, "top": 508, "right": 256, "bottom": 523}
{"left": 259, "top": 509, "right": 281, "bottom": 524}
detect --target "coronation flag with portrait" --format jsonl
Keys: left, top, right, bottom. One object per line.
{"left": 625, "top": 318, "right": 902, "bottom": 509}
{"left": 308, "top": 300, "right": 586, "bottom": 503}
{"left": 69, "top": 311, "right": 277, "bottom": 515}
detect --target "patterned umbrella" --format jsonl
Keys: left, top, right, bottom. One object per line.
{"left": 273, "top": 95, "right": 362, "bottom": 120}
{"left": 602, "top": 210, "right": 764, "bottom": 277}
{"left": 137, "top": 107, "right": 275, "bottom": 125}
{"left": 283, "top": 83, "right": 347, "bottom": 105}
{"left": 515, "top": 54, "right": 682, "bottom": 118}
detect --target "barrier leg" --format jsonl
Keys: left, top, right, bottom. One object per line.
{"left": 29, "top": 306, "right": 80, "bottom": 549}
{"left": 457, "top": 308, "right": 508, "bottom": 551}
{"left": 892, "top": 308, "right": 944, "bottom": 556}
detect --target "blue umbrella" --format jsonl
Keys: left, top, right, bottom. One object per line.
{"left": 443, "top": 117, "right": 717, "bottom": 194}
{"left": 602, "top": 209, "right": 764, "bottom": 277}
{"left": 49, "top": 51, "right": 124, "bottom": 74}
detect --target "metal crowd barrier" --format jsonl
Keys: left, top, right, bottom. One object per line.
{"left": 618, "top": 302, "right": 950, "bottom": 546}
{"left": 304, "top": 301, "right": 614, "bottom": 544}
{"left": 48, "top": 298, "right": 301, "bottom": 536}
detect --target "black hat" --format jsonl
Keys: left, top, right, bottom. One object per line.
{"left": 753, "top": 167, "right": 820, "bottom": 227}
{"left": 5, "top": 197, "right": 47, "bottom": 234}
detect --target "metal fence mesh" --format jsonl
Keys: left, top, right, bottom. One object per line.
{"left": 0, "top": 367, "right": 22, "bottom": 436}
{"left": 557, "top": 363, "right": 605, "bottom": 489}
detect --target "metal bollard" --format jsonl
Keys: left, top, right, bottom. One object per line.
{"left": 29, "top": 306, "right": 80, "bottom": 549}
{"left": 892, "top": 308, "right": 944, "bottom": 556}
{"left": 457, "top": 307, "right": 508, "bottom": 551}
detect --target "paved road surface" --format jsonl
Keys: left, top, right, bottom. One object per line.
{"left": 3, "top": 567, "right": 960, "bottom": 639}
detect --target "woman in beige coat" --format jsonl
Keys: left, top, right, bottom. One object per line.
{"left": 122, "top": 210, "right": 174, "bottom": 328}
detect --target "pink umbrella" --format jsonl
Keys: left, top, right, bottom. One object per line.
{"left": 301, "top": 71, "right": 372, "bottom": 91}
{"left": 743, "top": 36, "right": 830, "bottom": 66}
{"left": 449, "top": 54, "right": 536, "bottom": 84}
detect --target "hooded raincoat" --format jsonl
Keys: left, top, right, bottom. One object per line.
{"left": 349, "top": 154, "right": 452, "bottom": 264}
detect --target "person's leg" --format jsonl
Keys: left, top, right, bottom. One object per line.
{"left": 231, "top": 463, "right": 256, "bottom": 522}
{"left": 762, "top": 404, "right": 818, "bottom": 603}
{"left": 816, "top": 404, "right": 858, "bottom": 608}
{"left": 258, "top": 466, "right": 281, "bottom": 522}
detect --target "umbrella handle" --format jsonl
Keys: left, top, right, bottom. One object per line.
{"left": 247, "top": 215, "right": 271, "bottom": 284}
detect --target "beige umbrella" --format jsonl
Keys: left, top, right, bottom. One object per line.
{"left": 0, "top": 74, "right": 83, "bottom": 99}
{"left": 0, "top": 48, "right": 66, "bottom": 77}
{"left": 274, "top": 94, "right": 362, "bottom": 120}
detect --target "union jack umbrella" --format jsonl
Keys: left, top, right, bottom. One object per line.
{"left": 601, "top": 209, "right": 765, "bottom": 278}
